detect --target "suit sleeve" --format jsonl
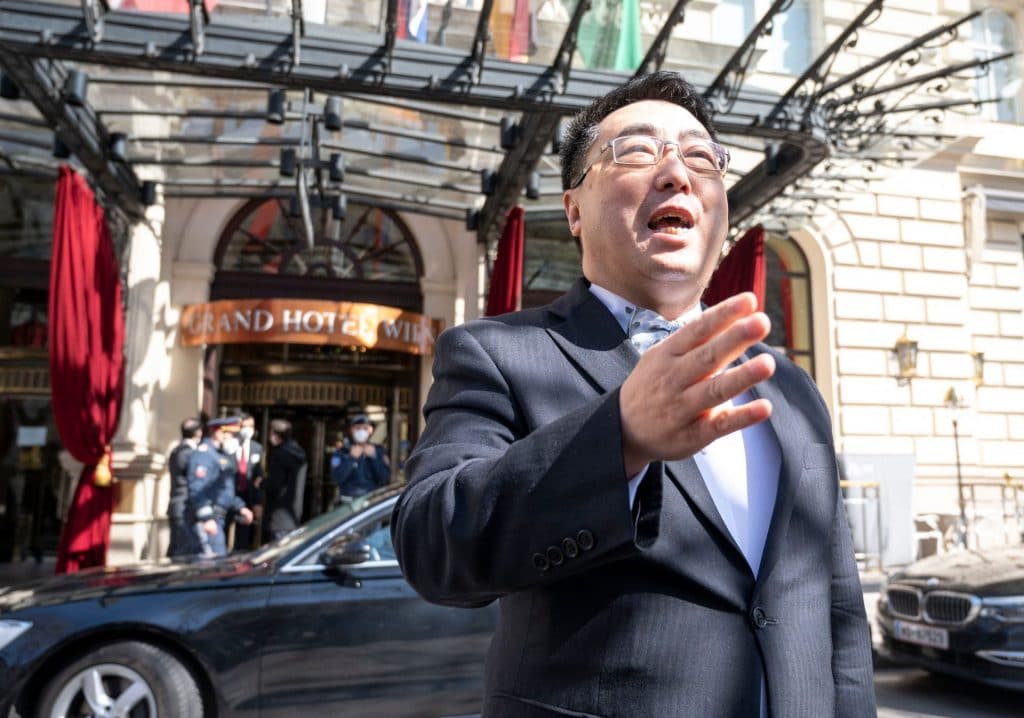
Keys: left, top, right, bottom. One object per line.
{"left": 794, "top": 369, "right": 876, "bottom": 715}
{"left": 830, "top": 489, "right": 878, "bottom": 716}
{"left": 392, "top": 324, "right": 639, "bottom": 607}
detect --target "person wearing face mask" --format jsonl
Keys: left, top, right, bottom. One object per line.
{"left": 231, "top": 413, "right": 265, "bottom": 552}
{"left": 185, "top": 416, "right": 254, "bottom": 557}
{"left": 331, "top": 413, "right": 391, "bottom": 506}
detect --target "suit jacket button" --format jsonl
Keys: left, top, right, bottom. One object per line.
{"left": 576, "top": 530, "right": 594, "bottom": 551}
{"left": 561, "top": 538, "right": 579, "bottom": 558}
{"left": 546, "top": 546, "right": 564, "bottom": 566}
{"left": 532, "top": 553, "right": 550, "bottom": 572}
{"left": 751, "top": 607, "right": 768, "bottom": 629}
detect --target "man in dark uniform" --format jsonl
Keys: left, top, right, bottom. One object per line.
{"left": 186, "top": 416, "right": 253, "bottom": 557}
{"left": 263, "top": 418, "right": 307, "bottom": 542}
{"left": 331, "top": 413, "right": 391, "bottom": 505}
{"left": 231, "top": 413, "right": 265, "bottom": 551}
{"left": 166, "top": 417, "right": 202, "bottom": 558}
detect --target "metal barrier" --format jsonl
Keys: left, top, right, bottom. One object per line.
{"left": 957, "top": 477, "right": 1024, "bottom": 550}
{"left": 840, "top": 480, "right": 884, "bottom": 572}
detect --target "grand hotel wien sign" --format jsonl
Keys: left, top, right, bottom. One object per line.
{"left": 180, "top": 299, "right": 444, "bottom": 356}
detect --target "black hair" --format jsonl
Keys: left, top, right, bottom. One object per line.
{"left": 559, "top": 71, "right": 717, "bottom": 191}
{"left": 270, "top": 418, "right": 293, "bottom": 440}
{"left": 180, "top": 417, "right": 202, "bottom": 439}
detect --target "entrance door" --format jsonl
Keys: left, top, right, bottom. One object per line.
{"left": 242, "top": 406, "right": 406, "bottom": 526}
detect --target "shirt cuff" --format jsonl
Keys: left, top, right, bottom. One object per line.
{"left": 627, "top": 464, "right": 651, "bottom": 509}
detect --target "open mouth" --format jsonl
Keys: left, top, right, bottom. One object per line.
{"left": 647, "top": 212, "right": 694, "bottom": 235}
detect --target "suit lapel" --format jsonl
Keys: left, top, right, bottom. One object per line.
{"left": 749, "top": 353, "right": 805, "bottom": 587}
{"left": 545, "top": 279, "right": 638, "bottom": 393}
{"left": 663, "top": 458, "right": 746, "bottom": 564}
{"left": 543, "top": 285, "right": 801, "bottom": 580}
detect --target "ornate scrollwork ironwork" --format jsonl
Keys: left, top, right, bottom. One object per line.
{"left": 704, "top": 0, "right": 794, "bottom": 116}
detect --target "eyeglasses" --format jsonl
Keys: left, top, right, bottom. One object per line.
{"left": 570, "top": 134, "right": 730, "bottom": 188}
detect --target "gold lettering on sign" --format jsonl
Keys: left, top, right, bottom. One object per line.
{"left": 179, "top": 299, "right": 444, "bottom": 356}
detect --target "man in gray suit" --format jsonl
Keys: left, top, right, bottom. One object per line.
{"left": 392, "top": 72, "right": 876, "bottom": 717}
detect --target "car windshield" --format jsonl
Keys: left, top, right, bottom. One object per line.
{"left": 244, "top": 486, "right": 401, "bottom": 565}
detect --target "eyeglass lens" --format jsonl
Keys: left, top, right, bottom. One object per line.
{"left": 611, "top": 135, "right": 726, "bottom": 174}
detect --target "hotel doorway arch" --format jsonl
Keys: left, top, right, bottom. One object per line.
{"left": 206, "top": 197, "right": 430, "bottom": 523}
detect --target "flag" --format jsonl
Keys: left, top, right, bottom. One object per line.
{"left": 398, "top": 0, "right": 429, "bottom": 43}
{"left": 492, "top": 0, "right": 534, "bottom": 63}
{"left": 577, "top": 0, "right": 643, "bottom": 72}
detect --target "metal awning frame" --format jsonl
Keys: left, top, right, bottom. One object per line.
{"left": 0, "top": 0, "right": 1013, "bottom": 245}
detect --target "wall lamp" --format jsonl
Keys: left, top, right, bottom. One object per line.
{"left": 971, "top": 351, "right": 984, "bottom": 387}
{"left": 892, "top": 332, "right": 918, "bottom": 384}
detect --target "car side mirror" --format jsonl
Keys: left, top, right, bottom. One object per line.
{"left": 320, "top": 540, "right": 372, "bottom": 570}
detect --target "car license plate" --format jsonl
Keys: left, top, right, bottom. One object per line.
{"left": 894, "top": 620, "right": 949, "bottom": 650}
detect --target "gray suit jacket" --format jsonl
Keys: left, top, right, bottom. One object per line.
{"left": 392, "top": 279, "right": 876, "bottom": 718}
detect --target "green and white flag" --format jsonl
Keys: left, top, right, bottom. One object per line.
{"left": 577, "top": 0, "right": 644, "bottom": 72}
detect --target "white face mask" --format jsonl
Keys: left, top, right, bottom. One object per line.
{"left": 221, "top": 437, "right": 240, "bottom": 455}
{"left": 352, "top": 429, "right": 371, "bottom": 445}
{"left": 239, "top": 426, "right": 255, "bottom": 442}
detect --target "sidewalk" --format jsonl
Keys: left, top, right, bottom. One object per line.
{"left": 0, "top": 555, "right": 58, "bottom": 589}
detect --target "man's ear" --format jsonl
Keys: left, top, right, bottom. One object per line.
{"left": 563, "top": 189, "right": 581, "bottom": 237}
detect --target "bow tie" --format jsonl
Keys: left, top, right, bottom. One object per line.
{"left": 628, "top": 307, "right": 681, "bottom": 354}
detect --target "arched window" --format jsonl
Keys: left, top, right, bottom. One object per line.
{"left": 213, "top": 197, "right": 424, "bottom": 308}
{"left": 763, "top": 233, "right": 815, "bottom": 378}
{"left": 216, "top": 197, "right": 422, "bottom": 282}
{"left": 971, "top": 9, "right": 1020, "bottom": 123}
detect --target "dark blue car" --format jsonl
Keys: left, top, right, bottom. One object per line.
{"left": 0, "top": 488, "right": 496, "bottom": 717}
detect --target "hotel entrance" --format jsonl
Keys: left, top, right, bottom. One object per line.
{"left": 213, "top": 341, "right": 419, "bottom": 523}
{"left": 191, "top": 196, "right": 439, "bottom": 524}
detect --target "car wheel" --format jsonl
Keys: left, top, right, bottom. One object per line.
{"left": 36, "top": 640, "right": 202, "bottom": 718}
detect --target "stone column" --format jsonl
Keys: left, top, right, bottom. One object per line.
{"left": 107, "top": 202, "right": 169, "bottom": 565}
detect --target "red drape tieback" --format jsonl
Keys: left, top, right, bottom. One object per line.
{"left": 93, "top": 445, "right": 113, "bottom": 487}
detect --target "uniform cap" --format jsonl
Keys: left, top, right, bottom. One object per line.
{"left": 350, "top": 413, "right": 373, "bottom": 426}
{"left": 207, "top": 416, "right": 242, "bottom": 432}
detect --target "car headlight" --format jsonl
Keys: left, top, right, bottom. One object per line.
{"left": 0, "top": 619, "right": 32, "bottom": 650}
{"left": 979, "top": 596, "right": 1024, "bottom": 623}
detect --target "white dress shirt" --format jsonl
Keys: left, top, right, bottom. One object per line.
{"left": 589, "top": 283, "right": 781, "bottom": 716}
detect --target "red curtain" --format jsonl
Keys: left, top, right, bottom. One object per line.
{"left": 702, "top": 224, "right": 766, "bottom": 311}
{"left": 49, "top": 166, "right": 126, "bottom": 574}
{"left": 485, "top": 205, "right": 525, "bottom": 316}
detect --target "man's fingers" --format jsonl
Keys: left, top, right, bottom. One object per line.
{"left": 659, "top": 310, "right": 771, "bottom": 394}
{"left": 665, "top": 292, "right": 758, "bottom": 356}
{"left": 698, "top": 352, "right": 776, "bottom": 410}
{"left": 698, "top": 397, "right": 774, "bottom": 447}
